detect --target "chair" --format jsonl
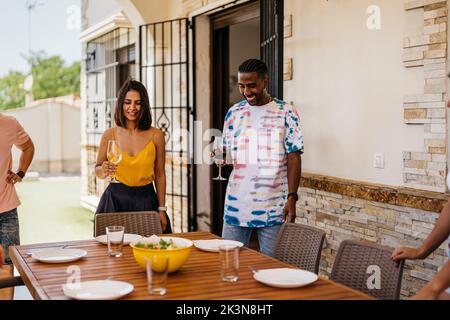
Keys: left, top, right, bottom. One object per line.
{"left": 0, "top": 276, "right": 24, "bottom": 289}
{"left": 330, "top": 240, "right": 405, "bottom": 300}
{"left": 94, "top": 211, "right": 163, "bottom": 237}
{"left": 0, "top": 267, "right": 24, "bottom": 300}
{"left": 273, "top": 223, "right": 326, "bottom": 274}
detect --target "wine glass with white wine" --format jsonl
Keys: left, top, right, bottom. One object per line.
{"left": 212, "top": 136, "right": 227, "bottom": 181}
{"left": 107, "top": 140, "right": 122, "bottom": 183}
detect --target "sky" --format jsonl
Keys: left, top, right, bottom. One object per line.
{"left": 0, "top": 0, "right": 81, "bottom": 77}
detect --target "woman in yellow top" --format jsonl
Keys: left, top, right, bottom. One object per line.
{"left": 95, "top": 79, "right": 171, "bottom": 233}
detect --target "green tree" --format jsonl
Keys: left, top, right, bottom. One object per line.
{"left": 28, "top": 52, "right": 80, "bottom": 100}
{"left": 0, "top": 71, "right": 26, "bottom": 110}
{"left": 0, "top": 52, "right": 80, "bottom": 110}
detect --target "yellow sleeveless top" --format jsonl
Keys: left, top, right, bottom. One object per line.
{"left": 113, "top": 129, "right": 156, "bottom": 187}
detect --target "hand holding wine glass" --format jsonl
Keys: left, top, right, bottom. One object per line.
{"left": 106, "top": 140, "right": 122, "bottom": 183}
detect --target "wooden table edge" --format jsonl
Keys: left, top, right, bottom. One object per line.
{"left": 9, "top": 246, "right": 50, "bottom": 300}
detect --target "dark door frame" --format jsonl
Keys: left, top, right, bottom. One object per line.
{"left": 211, "top": 26, "right": 231, "bottom": 236}
{"left": 261, "top": 0, "right": 284, "bottom": 99}
{"left": 212, "top": 1, "right": 259, "bottom": 30}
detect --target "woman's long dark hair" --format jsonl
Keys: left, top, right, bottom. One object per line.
{"left": 114, "top": 79, "right": 152, "bottom": 130}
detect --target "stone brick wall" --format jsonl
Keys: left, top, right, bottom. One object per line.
{"left": 403, "top": 0, "right": 448, "bottom": 192}
{"left": 297, "top": 178, "right": 448, "bottom": 298}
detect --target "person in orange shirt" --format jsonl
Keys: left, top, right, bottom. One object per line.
{"left": 94, "top": 79, "right": 171, "bottom": 233}
{"left": 0, "top": 113, "right": 35, "bottom": 299}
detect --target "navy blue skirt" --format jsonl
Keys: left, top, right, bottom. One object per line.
{"left": 96, "top": 182, "right": 172, "bottom": 234}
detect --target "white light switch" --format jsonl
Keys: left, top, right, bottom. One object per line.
{"left": 373, "top": 153, "right": 385, "bottom": 169}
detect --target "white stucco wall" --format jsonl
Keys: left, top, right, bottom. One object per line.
{"left": 84, "top": 0, "right": 123, "bottom": 29}
{"left": 62, "top": 105, "right": 82, "bottom": 169}
{"left": 284, "top": 0, "right": 425, "bottom": 187}
{"left": 194, "top": 15, "right": 212, "bottom": 232}
{"left": 129, "top": 0, "right": 180, "bottom": 24}
{"left": 6, "top": 103, "right": 81, "bottom": 174}
{"left": 7, "top": 106, "right": 49, "bottom": 167}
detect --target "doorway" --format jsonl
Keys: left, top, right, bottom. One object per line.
{"left": 211, "top": 1, "right": 260, "bottom": 236}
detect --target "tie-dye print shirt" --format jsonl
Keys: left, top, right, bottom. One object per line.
{"left": 221, "top": 98, "right": 304, "bottom": 228}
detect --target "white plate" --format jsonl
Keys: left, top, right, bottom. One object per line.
{"left": 32, "top": 249, "right": 87, "bottom": 264}
{"left": 253, "top": 268, "right": 318, "bottom": 288}
{"left": 193, "top": 239, "right": 244, "bottom": 252}
{"left": 63, "top": 280, "right": 134, "bottom": 300}
{"left": 95, "top": 234, "right": 143, "bottom": 245}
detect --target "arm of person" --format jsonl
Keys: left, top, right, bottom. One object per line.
{"left": 392, "top": 201, "right": 450, "bottom": 261}
{"left": 411, "top": 260, "right": 450, "bottom": 300}
{"left": 282, "top": 104, "right": 304, "bottom": 223}
{"left": 6, "top": 137, "right": 35, "bottom": 184}
{"left": 153, "top": 129, "right": 168, "bottom": 232}
{"left": 95, "top": 129, "right": 117, "bottom": 179}
{"left": 283, "top": 152, "right": 302, "bottom": 223}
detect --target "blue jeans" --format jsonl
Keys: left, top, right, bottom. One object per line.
{"left": 0, "top": 208, "right": 20, "bottom": 265}
{"left": 222, "top": 222, "right": 282, "bottom": 257}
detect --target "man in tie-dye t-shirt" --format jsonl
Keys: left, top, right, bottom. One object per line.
{"left": 219, "top": 59, "right": 303, "bottom": 257}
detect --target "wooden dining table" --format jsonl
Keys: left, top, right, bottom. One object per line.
{"left": 10, "top": 232, "right": 373, "bottom": 300}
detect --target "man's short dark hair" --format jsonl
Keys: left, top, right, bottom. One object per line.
{"left": 114, "top": 78, "right": 152, "bottom": 131}
{"left": 238, "top": 59, "right": 269, "bottom": 79}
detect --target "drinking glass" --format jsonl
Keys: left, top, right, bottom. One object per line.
{"left": 106, "top": 226, "right": 125, "bottom": 257}
{"left": 146, "top": 255, "right": 169, "bottom": 295}
{"left": 219, "top": 245, "right": 239, "bottom": 282}
{"left": 107, "top": 140, "right": 122, "bottom": 183}
{"left": 212, "top": 136, "right": 227, "bottom": 181}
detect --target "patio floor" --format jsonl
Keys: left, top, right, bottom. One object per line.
{"left": 16, "top": 176, "right": 93, "bottom": 244}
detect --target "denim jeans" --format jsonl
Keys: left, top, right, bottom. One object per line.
{"left": 0, "top": 208, "right": 20, "bottom": 265}
{"left": 221, "top": 222, "right": 282, "bottom": 257}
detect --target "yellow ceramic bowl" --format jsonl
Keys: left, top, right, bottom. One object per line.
{"left": 130, "top": 236, "right": 193, "bottom": 273}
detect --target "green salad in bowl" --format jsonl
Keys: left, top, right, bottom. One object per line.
{"left": 134, "top": 238, "right": 178, "bottom": 250}
{"left": 130, "top": 236, "right": 193, "bottom": 272}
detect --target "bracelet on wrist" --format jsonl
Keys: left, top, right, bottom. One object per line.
{"left": 16, "top": 171, "right": 26, "bottom": 179}
{"left": 287, "top": 192, "right": 299, "bottom": 202}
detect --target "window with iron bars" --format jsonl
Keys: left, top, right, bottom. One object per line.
{"left": 85, "top": 27, "right": 136, "bottom": 197}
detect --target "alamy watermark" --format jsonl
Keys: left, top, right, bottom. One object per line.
{"left": 160, "top": 120, "right": 289, "bottom": 174}
{"left": 366, "top": 265, "right": 382, "bottom": 290}
{"left": 66, "top": 4, "right": 81, "bottom": 31}
{"left": 65, "top": 265, "right": 81, "bottom": 290}
{"left": 367, "top": 5, "right": 381, "bottom": 30}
